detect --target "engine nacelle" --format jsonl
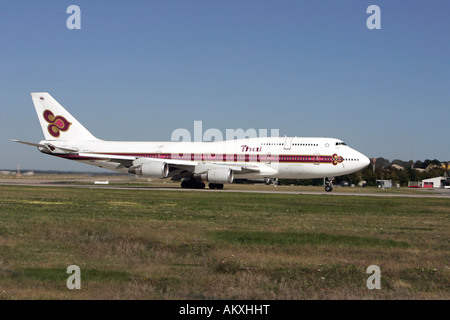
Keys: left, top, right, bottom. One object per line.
{"left": 196, "top": 168, "right": 234, "bottom": 184}
{"left": 128, "top": 162, "right": 169, "bottom": 178}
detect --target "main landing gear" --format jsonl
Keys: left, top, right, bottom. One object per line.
{"left": 209, "top": 183, "right": 224, "bottom": 189}
{"left": 180, "top": 179, "right": 224, "bottom": 190}
{"left": 181, "top": 179, "right": 205, "bottom": 189}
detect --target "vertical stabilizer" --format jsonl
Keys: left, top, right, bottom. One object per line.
{"left": 31, "top": 92, "right": 98, "bottom": 141}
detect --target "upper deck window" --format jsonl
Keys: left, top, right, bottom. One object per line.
{"left": 336, "top": 142, "right": 347, "bottom": 146}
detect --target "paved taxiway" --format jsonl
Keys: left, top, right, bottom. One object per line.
{"left": 1, "top": 179, "right": 449, "bottom": 198}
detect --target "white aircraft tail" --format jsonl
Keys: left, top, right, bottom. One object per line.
{"left": 31, "top": 92, "right": 98, "bottom": 141}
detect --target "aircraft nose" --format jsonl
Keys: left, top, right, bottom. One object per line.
{"left": 361, "top": 154, "right": 370, "bottom": 168}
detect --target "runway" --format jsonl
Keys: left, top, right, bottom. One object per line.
{"left": 1, "top": 179, "right": 449, "bottom": 198}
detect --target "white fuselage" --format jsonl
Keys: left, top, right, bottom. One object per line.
{"left": 42, "top": 136, "right": 370, "bottom": 180}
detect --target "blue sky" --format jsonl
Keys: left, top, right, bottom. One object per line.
{"left": 1, "top": 0, "right": 449, "bottom": 171}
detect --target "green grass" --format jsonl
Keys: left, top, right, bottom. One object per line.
{"left": 0, "top": 185, "right": 449, "bottom": 299}
{"left": 210, "top": 230, "right": 410, "bottom": 248}
{"left": 13, "top": 268, "right": 131, "bottom": 283}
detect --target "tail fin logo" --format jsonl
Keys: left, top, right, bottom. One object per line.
{"left": 43, "top": 110, "right": 72, "bottom": 138}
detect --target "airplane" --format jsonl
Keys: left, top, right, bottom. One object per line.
{"left": 12, "top": 92, "right": 370, "bottom": 192}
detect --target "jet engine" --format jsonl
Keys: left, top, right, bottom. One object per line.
{"left": 128, "top": 162, "right": 169, "bottom": 178}
{"left": 195, "top": 168, "right": 234, "bottom": 184}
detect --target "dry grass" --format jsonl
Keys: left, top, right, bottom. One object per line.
{"left": 0, "top": 185, "right": 448, "bottom": 300}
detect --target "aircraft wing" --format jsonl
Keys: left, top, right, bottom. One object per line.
{"left": 77, "top": 153, "right": 278, "bottom": 177}
{"left": 11, "top": 139, "right": 277, "bottom": 177}
{"left": 208, "top": 162, "right": 279, "bottom": 176}
{"left": 76, "top": 152, "right": 199, "bottom": 169}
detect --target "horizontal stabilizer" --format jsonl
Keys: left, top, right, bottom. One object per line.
{"left": 11, "top": 139, "right": 78, "bottom": 153}
{"left": 10, "top": 139, "right": 48, "bottom": 149}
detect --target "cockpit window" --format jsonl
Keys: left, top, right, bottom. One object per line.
{"left": 336, "top": 142, "right": 347, "bottom": 146}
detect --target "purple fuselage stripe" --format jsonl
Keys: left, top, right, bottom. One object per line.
{"left": 56, "top": 153, "right": 342, "bottom": 164}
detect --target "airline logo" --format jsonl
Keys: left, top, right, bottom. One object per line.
{"left": 332, "top": 153, "right": 344, "bottom": 165}
{"left": 240, "top": 145, "right": 262, "bottom": 152}
{"left": 43, "top": 110, "right": 72, "bottom": 138}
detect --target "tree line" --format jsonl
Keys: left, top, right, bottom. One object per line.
{"left": 278, "top": 158, "right": 449, "bottom": 187}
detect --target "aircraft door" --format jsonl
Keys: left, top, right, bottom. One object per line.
{"left": 314, "top": 153, "right": 320, "bottom": 165}
{"left": 284, "top": 137, "right": 292, "bottom": 150}
{"left": 265, "top": 152, "right": 271, "bottom": 164}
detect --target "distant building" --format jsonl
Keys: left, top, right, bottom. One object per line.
{"left": 94, "top": 181, "right": 109, "bottom": 185}
{"left": 376, "top": 179, "right": 392, "bottom": 188}
{"left": 421, "top": 176, "right": 450, "bottom": 189}
{"left": 408, "top": 181, "right": 421, "bottom": 188}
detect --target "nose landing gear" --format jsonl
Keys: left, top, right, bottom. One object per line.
{"left": 324, "top": 178, "right": 334, "bottom": 192}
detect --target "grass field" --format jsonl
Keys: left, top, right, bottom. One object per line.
{"left": 1, "top": 172, "right": 446, "bottom": 195}
{"left": 0, "top": 185, "right": 449, "bottom": 299}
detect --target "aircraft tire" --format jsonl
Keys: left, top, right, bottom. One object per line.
{"left": 197, "top": 182, "right": 206, "bottom": 189}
